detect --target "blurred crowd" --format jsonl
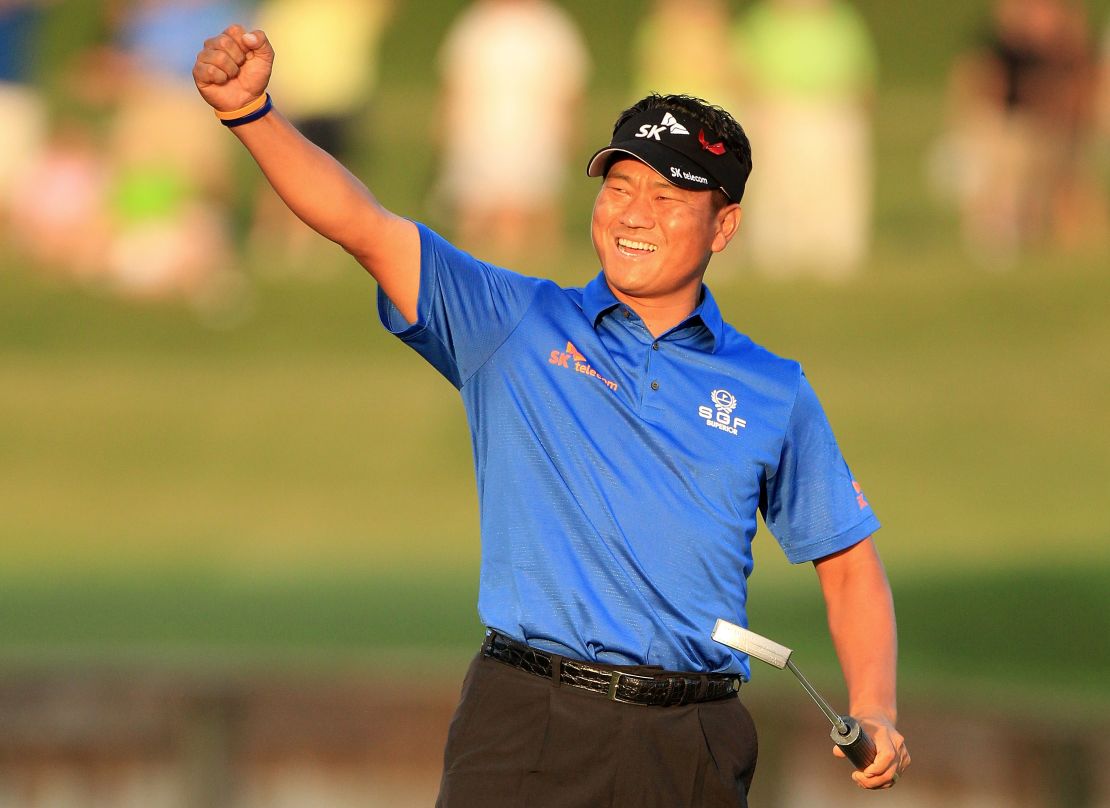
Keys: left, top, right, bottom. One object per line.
{"left": 1, "top": 0, "right": 1109, "bottom": 316}
{"left": 0, "top": 0, "right": 396, "bottom": 318}
{"left": 934, "top": 0, "right": 1110, "bottom": 267}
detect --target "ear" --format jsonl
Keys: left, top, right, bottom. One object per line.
{"left": 711, "top": 203, "right": 742, "bottom": 253}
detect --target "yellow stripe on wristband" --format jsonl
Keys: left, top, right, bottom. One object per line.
{"left": 215, "top": 93, "right": 270, "bottom": 121}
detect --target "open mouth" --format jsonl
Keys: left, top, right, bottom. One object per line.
{"left": 617, "top": 237, "right": 658, "bottom": 256}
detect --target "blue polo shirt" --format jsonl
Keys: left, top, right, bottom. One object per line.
{"left": 379, "top": 224, "right": 880, "bottom": 677}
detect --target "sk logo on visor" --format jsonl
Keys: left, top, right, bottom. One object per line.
{"left": 636, "top": 112, "right": 690, "bottom": 141}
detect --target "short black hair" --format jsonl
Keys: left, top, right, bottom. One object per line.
{"left": 612, "top": 93, "right": 753, "bottom": 196}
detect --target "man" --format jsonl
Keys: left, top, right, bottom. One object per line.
{"left": 192, "top": 24, "right": 910, "bottom": 807}
{"left": 733, "top": 0, "right": 879, "bottom": 278}
{"left": 0, "top": 1, "right": 48, "bottom": 235}
{"left": 944, "top": 0, "right": 1104, "bottom": 262}
{"left": 434, "top": 0, "right": 589, "bottom": 263}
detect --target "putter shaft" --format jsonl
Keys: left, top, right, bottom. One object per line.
{"left": 711, "top": 620, "right": 876, "bottom": 770}
{"left": 785, "top": 659, "right": 849, "bottom": 736}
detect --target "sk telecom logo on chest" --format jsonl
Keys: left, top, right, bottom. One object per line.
{"left": 548, "top": 341, "right": 619, "bottom": 392}
{"left": 699, "top": 388, "right": 747, "bottom": 436}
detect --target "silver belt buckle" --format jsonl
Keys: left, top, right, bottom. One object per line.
{"left": 607, "top": 670, "right": 654, "bottom": 705}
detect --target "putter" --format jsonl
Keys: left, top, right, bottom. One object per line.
{"left": 712, "top": 619, "right": 876, "bottom": 770}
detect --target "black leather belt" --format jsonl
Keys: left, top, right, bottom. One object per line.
{"left": 481, "top": 629, "right": 742, "bottom": 707}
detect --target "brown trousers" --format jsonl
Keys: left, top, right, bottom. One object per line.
{"left": 437, "top": 652, "right": 758, "bottom": 808}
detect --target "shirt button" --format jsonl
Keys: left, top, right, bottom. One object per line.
{"left": 652, "top": 342, "right": 659, "bottom": 351}
{"left": 623, "top": 309, "right": 632, "bottom": 319}
{"left": 650, "top": 380, "right": 660, "bottom": 391}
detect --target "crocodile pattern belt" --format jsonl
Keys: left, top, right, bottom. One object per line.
{"left": 481, "top": 630, "right": 742, "bottom": 707}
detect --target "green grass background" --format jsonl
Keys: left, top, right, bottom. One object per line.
{"left": 2, "top": 0, "right": 1109, "bottom": 713}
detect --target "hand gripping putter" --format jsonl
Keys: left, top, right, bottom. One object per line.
{"left": 712, "top": 619, "right": 876, "bottom": 770}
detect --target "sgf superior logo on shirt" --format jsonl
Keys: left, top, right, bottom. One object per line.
{"left": 699, "top": 389, "right": 747, "bottom": 436}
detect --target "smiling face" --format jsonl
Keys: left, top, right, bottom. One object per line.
{"left": 591, "top": 158, "right": 741, "bottom": 319}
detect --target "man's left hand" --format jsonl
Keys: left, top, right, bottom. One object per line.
{"left": 834, "top": 713, "right": 910, "bottom": 789}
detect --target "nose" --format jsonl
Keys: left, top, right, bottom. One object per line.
{"left": 618, "top": 188, "right": 655, "bottom": 229}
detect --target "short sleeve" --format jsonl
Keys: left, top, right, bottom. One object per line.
{"left": 377, "top": 223, "right": 541, "bottom": 388}
{"left": 762, "top": 372, "right": 880, "bottom": 563}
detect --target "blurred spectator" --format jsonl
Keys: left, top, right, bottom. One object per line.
{"left": 733, "top": 0, "right": 878, "bottom": 279}
{"left": 434, "top": 0, "right": 590, "bottom": 264}
{"left": 100, "top": 0, "right": 247, "bottom": 301}
{"left": 1101, "top": 17, "right": 1110, "bottom": 131}
{"left": 8, "top": 118, "right": 111, "bottom": 279}
{"left": 939, "top": 0, "right": 1105, "bottom": 264}
{"left": 632, "top": 0, "right": 737, "bottom": 112}
{"left": 0, "top": 1, "right": 49, "bottom": 241}
{"left": 249, "top": 0, "right": 394, "bottom": 270}
{"left": 1094, "top": 14, "right": 1110, "bottom": 181}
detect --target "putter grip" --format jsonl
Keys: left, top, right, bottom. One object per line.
{"left": 832, "top": 716, "right": 876, "bottom": 770}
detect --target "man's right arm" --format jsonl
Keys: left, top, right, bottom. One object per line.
{"left": 192, "top": 25, "right": 419, "bottom": 323}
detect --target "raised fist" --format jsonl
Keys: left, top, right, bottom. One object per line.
{"left": 193, "top": 25, "right": 275, "bottom": 112}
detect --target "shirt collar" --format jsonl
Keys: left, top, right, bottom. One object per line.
{"left": 582, "top": 271, "right": 623, "bottom": 325}
{"left": 581, "top": 271, "right": 726, "bottom": 353}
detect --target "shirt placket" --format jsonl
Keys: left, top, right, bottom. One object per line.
{"left": 641, "top": 334, "right": 668, "bottom": 420}
{"left": 612, "top": 307, "right": 670, "bottom": 421}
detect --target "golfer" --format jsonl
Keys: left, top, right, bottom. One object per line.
{"left": 193, "top": 24, "right": 910, "bottom": 807}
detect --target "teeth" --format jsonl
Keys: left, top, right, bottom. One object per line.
{"left": 618, "top": 238, "right": 657, "bottom": 253}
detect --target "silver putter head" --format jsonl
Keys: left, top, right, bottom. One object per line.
{"left": 712, "top": 619, "right": 793, "bottom": 669}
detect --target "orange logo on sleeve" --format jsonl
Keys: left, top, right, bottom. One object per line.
{"left": 852, "top": 481, "right": 869, "bottom": 510}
